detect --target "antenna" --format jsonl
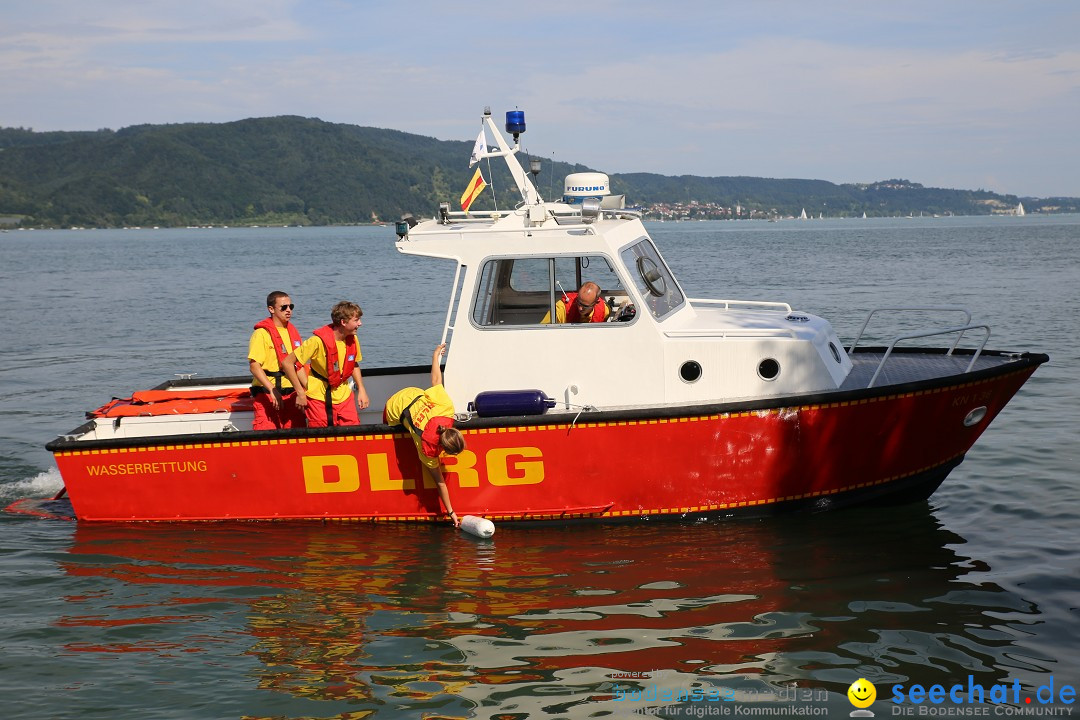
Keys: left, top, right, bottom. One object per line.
{"left": 549, "top": 152, "right": 555, "bottom": 202}
{"left": 555, "top": 280, "right": 571, "bottom": 302}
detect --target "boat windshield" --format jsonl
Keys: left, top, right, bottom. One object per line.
{"left": 619, "top": 238, "right": 684, "bottom": 319}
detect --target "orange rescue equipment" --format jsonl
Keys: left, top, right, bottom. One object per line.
{"left": 90, "top": 388, "right": 255, "bottom": 418}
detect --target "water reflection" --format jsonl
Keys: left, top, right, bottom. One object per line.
{"left": 56, "top": 506, "right": 1045, "bottom": 718}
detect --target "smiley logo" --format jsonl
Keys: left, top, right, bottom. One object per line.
{"left": 848, "top": 678, "right": 877, "bottom": 709}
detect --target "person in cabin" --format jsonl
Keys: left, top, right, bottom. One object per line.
{"left": 248, "top": 291, "right": 308, "bottom": 430}
{"left": 282, "top": 301, "right": 370, "bottom": 428}
{"left": 384, "top": 343, "right": 467, "bottom": 527}
{"left": 542, "top": 281, "right": 610, "bottom": 324}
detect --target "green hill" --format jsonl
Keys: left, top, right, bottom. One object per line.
{"left": 1, "top": 117, "right": 1075, "bottom": 228}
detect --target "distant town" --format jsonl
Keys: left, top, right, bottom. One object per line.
{"left": 641, "top": 197, "right": 1031, "bottom": 221}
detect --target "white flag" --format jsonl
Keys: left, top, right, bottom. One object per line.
{"left": 469, "top": 129, "right": 487, "bottom": 167}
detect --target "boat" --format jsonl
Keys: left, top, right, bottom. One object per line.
{"left": 1016, "top": 202, "right": 1026, "bottom": 216}
{"left": 799, "top": 208, "right": 808, "bottom": 220}
{"left": 8, "top": 108, "right": 1048, "bottom": 524}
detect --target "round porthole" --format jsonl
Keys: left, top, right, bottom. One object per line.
{"left": 829, "top": 342, "right": 842, "bottom": 363}
{"left": 680, "top": 360, "right": 702, "bottom": 383}
{"left": 757, "top": 358, "right": 780, "bottom": 381}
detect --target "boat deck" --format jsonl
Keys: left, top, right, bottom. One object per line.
{"left": 840, "top": 350, "right": 1022, "bottom": 391}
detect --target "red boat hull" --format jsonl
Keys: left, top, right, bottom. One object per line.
{"left": 39, "top": 359, "right": 1041, "bottom": 523}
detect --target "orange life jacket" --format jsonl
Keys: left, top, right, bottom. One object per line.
{"left": 563, "top": 292, "right": 608, "bottom": 323}
{"left": 253, "top": 317, "right": 303, "bottom": 393}
{"left": 254, "top": 317, "right": 302, "bottom": 362}
{"left": 309, "top": 325, "right": 358, "bottom": 428}
{"left": 311, "top": 325, "right": 358, "bottom": 388}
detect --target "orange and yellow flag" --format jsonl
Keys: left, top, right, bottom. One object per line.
{"left": 460, "top": 167, "right": 487, "bottom": 212}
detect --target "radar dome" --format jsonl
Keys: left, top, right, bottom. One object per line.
{"left": 562, "top": 172, "right": 610, "bottom": 205}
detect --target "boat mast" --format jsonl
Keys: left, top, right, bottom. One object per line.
{"left": 474, "top": 108, "right": 544, "bottom": 206}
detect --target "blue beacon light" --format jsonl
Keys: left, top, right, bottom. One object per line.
{"left": 505, "top": 110, "right": 526, "bottom": 137}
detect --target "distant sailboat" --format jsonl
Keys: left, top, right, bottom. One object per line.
{"left": 862, "top": 212, "right": 867, "bottom": 219}
{"left": 799, "top": 208, "right": 807, "bottom": 220}
{"left": 1017, "top": 202, "right": 1026, "bottom": 216}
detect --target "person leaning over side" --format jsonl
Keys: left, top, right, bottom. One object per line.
{"left": 282, "top": 300, "right": 370, "bottom": 428}
{"left": 384, "top": 343, "right": 467, "bottom": 526}
{"left": 542, "top": 281, "right": 611, "bottom": 324}
{"left": 248, "top": 290, "right": 308, "bottom": 430}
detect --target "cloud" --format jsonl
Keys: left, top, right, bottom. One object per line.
{"left": 2, "top": 1, "right": 1079, "bottom": 196}
{"left": 3, "top": 0, "right": 306, "bottom": 44}
{"left": 511, "top": 37, "right": 1080, "bottom": 195}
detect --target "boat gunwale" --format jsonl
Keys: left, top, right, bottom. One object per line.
{"left": 46, "top": 347, "right": 1048, "bottom": 453}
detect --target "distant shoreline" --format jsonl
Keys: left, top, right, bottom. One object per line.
{"left": 4, "top": 117, "right": 1078, "bottom": 229}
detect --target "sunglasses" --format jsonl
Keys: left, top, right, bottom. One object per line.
{"left": 277, "top": 304, "right": 295, "bottom": 311}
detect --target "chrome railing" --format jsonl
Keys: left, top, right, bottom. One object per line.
{"left": 849, "top": 307, "right": 991, "bottom": 388}
{"left": 689, "top": 298, "right": 793, "bottom": 312}
{"left": 848, "top": 307, "right": 972, "bottom": 355}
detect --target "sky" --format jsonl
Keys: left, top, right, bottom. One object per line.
{"left": 3, "top": 1, "right": 1080, "bottom": 198}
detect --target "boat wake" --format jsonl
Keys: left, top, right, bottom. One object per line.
{"left": 1, "top": 467, "right": 63, "bottom": 503}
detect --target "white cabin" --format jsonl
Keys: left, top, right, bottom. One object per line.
{"left": 395, "top": 110, "right": 853, "bottom": 414}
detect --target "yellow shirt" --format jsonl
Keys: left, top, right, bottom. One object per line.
{"left": 248, "top": 326, "right": 298, "bottom": 389}
{"left": 294, "top": 334, "right": 362, "bottom": 405}
{"left": 385, "top": 384, "right": 455, "bottom": 469}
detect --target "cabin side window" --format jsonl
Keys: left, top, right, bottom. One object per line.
{"left": 472, "top": 258, "right": 551, "bottom": 326}
{"left": 471, "top": 255, "right": 632, "bottom": 327}
{"left": 552, "top": 256, "right": 625, "bottom": 300}
{"left": 620, "top": 239, "right": 685, "bottom": 320}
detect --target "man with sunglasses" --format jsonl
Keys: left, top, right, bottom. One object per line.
{"left": 542, "top": 281, "right": 611, "bottom": 324}
{"left": 248, "top": 291, "right": 308, "bottom": 430}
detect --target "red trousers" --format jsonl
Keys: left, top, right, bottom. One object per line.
{"left": 252, "top": 392, "right": 307, "bottom": 430}
{"left": 304, "top": 393, "right": 359, "bottom": 428}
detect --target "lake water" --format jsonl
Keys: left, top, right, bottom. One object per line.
{"left": 1, "top": 216, "right": 1078, "bottom": 719}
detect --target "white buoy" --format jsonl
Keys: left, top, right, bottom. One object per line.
{"left": 459, "top": 515, "right": 495, "bottom": 538}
